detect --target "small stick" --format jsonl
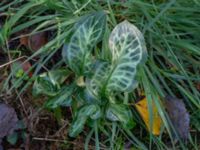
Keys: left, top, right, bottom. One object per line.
{"left": 0, "top": 56, "right": 27, "bottom": 69}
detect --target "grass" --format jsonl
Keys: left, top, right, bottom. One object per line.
{"left": 0, "top": 0, "right": 200, "bottom": 149}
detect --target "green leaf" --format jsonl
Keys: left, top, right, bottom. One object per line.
{"left": 86, "top": 60, "right": 110, "bottom": 97}
{"left": 107, "top": 20, "right": 147, "bottom": 92}
{"left": 7, "top": 132, "right": 18, "bottom": 145}
{"left": 48, "top": 69, "right": 71, "bottom": 84}
{"left": 83, "top": 88, "right": 99, "bottom": 104}
{"left": 62, "top": 11, "right": 106, "bottom": 75}
{"left": 45, "top": 84, "right": 75, "bottom": 109}
{"left": 69, "top": 116, "right": 87, "bottom": 138}
{"left": 32, "top": 69, "right": 70, "bottom": 96}
{"left": 106, "top": 103, "right": 135, "bottom": 129}
{"left": 78, "top": 104, "right": 102, "bottom": 119}
{"left": 15, "top": 120, "right": 26, "bottom": 130}
{"left": 11, "top": 61, "right": 25, "bottom": 78}
{"left": 32, "top": 75, "right": 60, "bottom": 96}
{"left": 88, "top": 21, "right": 147, "bottom": 95}
{"left": 69, "top": 104, "right": 101, "bottom": 137}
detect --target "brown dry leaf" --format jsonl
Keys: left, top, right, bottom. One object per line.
{"left": 165, "top": 96, "right": 190, "bottom": 140}
{"left": 135, "top": 97, "right": 162, "bottom": 135}
{"left": 20, "top": 32, "right": 48, "bottom": 51}
{"left": 28, "top": 32, "right": 48, "bottom": 51}
{"left": 20, "top": 36, "right": 28, "bottom": 46}
{"left": 0, "top": 103, "right": 18, "bottom": 139}
{"left": 20, "top": 60, "right": 32, "bottom": 77}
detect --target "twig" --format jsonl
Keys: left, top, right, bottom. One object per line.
{"left": 0, "top": 56, "right": 27, "bottom": 69}
{"left": 33, "top": 137, "right": 66, "bottom": 143}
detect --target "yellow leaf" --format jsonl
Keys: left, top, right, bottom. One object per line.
{"left": 135, "top": 97, "right": 162, "bottom": 135}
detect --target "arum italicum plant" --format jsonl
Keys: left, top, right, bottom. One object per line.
{"left": 33, "top": 11, "right": 147, "bottom": 137}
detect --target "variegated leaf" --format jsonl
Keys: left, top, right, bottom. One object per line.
{"left": 69, "top": 104, "right": 101, "bottom": 137}
{"left": 86, "top": 60, "right": 110, "bottom": 97}
{"left": 107, "top": 20, "right": 147, "bottom": 92}
{"left": 62, "top": 12, "right": 106, "bottom": 75}
{"left": 106, "top": 103, "right": 135, "bottom": 129}
{"left": 87, "top": 21, "right": 147, "bottom": 95}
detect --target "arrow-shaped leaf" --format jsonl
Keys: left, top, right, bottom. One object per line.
{"left": 106, "top": 20, "right": 147, "bottom": 92}
{"left": 62, "top": 12, "right": 106, "bottom": 75}
{"left": 88, "top": 21, "right": 147, "bottom": 96}
{"left": 69, "top": 104, "right": 101, "bottom": 137}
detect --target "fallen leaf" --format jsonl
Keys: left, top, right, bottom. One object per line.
{"left": 20, "top": 32, "right": 48, "bottom": 51}
{"left": 20, "top": 60, "right": 32, "bottom": 77}
{"left": 135, "top": 97, "right": 162, "bottom": 135}
{"left": 0, "top": 103, "right": 18, "bottom": 139}
{"left": 28, "top": 32, "right": 48, "bottom": 51}
{"left": 164, "top": 96, "right": 190, "bottom": 140}
{"left": 20, "top": 36, "right": 28, "bottom": 46}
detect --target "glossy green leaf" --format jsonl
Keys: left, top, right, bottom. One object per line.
{"left": 106, "top": 103, "right": 135, "bottom": 129}
{"left": 78, "top": 104, "right": 102, "bottom": 119}
{"left": 32, "top": 75, "right": 60, "bottom": 96}
{"left": 69, "top": 116, "right": 87, "bottom": 138}
{"left": 88, "top": 21, "right": 147, "bottom": 95}
{"left": 47, "top": 69, "right": 71, "bottom": 84}
{"left": 62, "top": 11, "right": 106, "bottom": 75}
{"left": 45, "top": 85, "right": 75, "bottom": 109}
{"left": 69, "top": 104, "right": 101, "bottom": 137}
{"left": 107, "top": 20, "right": 147, "bottom": 92}
{"left": 32, "top": 69, "right": 70, "bottom": 96}
{"left": 86, "top": 60, "right": 110, "bottom": 97}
